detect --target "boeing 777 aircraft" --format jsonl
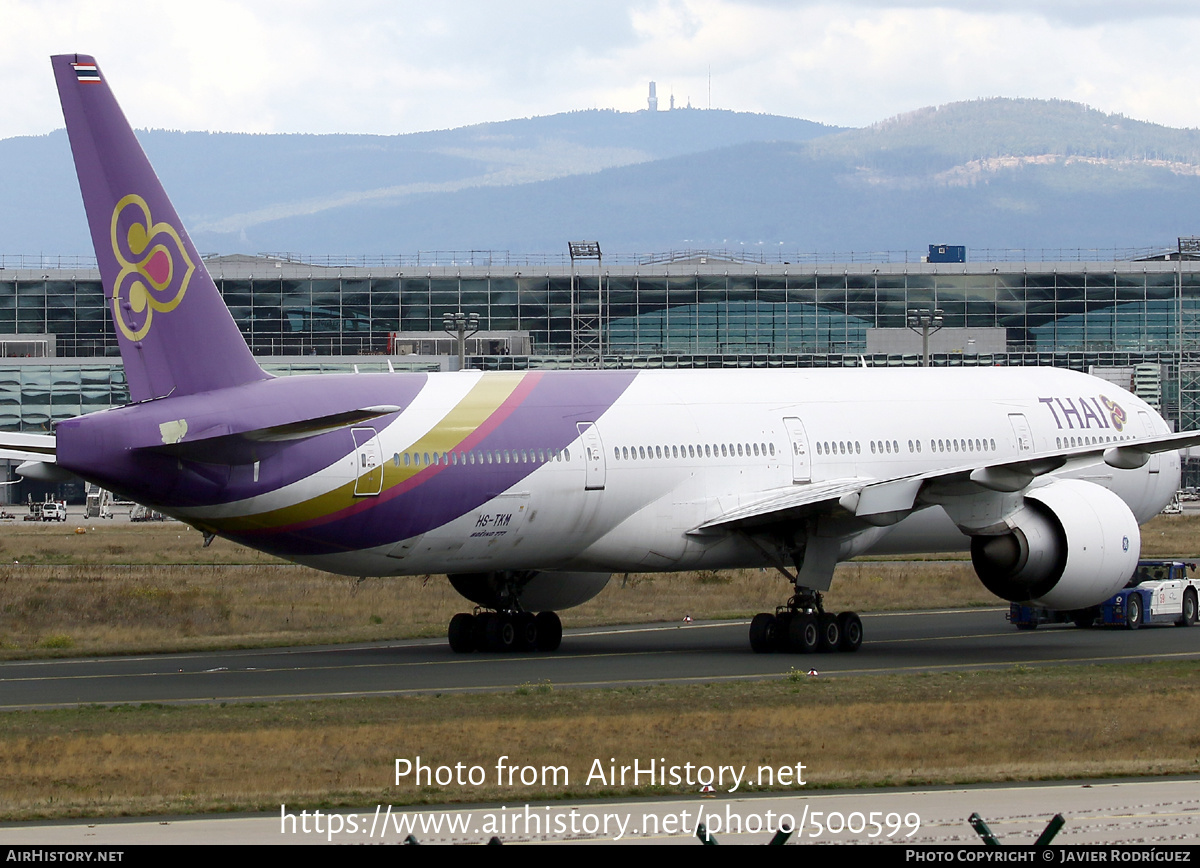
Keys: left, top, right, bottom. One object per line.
{"left": 5, "top": 54, "right": 1199, "bottom": 656}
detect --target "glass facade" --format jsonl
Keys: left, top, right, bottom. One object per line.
{"left": 2, "top": 259, "right": 1197, "bottom": 358}
{"left": 0, "top": 363, "right": 129, "bottom": 431}
{"left": 3, "top": 255, "right": 1200, "bottom": 431}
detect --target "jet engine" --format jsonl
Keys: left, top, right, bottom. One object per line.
{"left": 448, "top": 571, "right": 610, "bottom": 611}
{"left": 970, "top": 479, "right": 1140, "bottom": 609}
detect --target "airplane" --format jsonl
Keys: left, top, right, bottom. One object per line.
{"left": 4, "top": 53, "right": 1199, "bottom": 657}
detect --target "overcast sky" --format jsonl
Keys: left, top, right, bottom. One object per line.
{"left": 5, "top": 1, "right": 1200, "bottom": 139}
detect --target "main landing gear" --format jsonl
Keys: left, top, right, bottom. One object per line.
{"left": 748, "top": 589, "right": 862, "bottom": 654}
{"left": 447, "top": 609, "right": 562, "bottom": 653}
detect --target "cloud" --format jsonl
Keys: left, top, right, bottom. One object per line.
{"left": 3, "top": 0, "right": 1200, "bottom": 140}
{"left": 727, "top": 0, "right": 1200, "bottom": 25}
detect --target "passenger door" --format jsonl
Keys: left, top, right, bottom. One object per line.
{"left": 783, "top": 416, "right": 811, "bottom": 483}
{"left": 352, "top": 427, "right": 384, "bottom": 496}
{"left": 577, "top": 421, "right": 606, "bottom": 491}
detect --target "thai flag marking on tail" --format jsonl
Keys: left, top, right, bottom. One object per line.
{"left": 71, "top": 63, "right": 100, "bottom": 83}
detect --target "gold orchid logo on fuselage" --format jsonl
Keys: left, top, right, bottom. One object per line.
{"left": 110, "top": 194, "right": 194, "bottom": 341}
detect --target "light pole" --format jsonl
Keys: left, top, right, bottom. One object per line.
{"left": 442, "top": 311, "right": 480, "bottom": 372}
{"left": 907, "top": 308, "right": 944, "bottom": 367}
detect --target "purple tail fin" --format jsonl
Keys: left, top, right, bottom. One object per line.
{"left": 52, "top": 54, "right": 269, "bottom": 403}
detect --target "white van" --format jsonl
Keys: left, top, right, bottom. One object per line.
{"left": 40, "top": 501, "right": 66, "bottom": 522}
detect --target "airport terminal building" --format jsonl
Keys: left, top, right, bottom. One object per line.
{"left": 4, "top": 245, "right": 1200, "bottom": 495}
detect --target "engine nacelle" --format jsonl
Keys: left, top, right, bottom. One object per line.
{"left": 448, "top": 571, "right": 610, "bottom": 611}
{"left": 970, "top": 479, "right": 1140, "bottom": 609}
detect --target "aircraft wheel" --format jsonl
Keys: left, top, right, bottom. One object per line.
{"left": 473, "top": 612, "right": 495, "bottom": 649}
{"left": 837, "top": 612, "right": 863, "bottom": 652}
{"left": 514, "top": 612, "right": 538, "bottom": 650}
{"left": 788, "top": 614, "right": 819, "bottom": 654}
{"left": 1072, "top": 609, "right": 1098, "bottom": 629}
{"left": 1178, "top": 588, "right": 1198, "bottom": 627}
{"left": 485, "top": 612, "right": 517, "bottom": 651}
{"left": 1125, "top": 593, "right": 1143, "bottom": 630}
{"left": 534, "top": 611, "right": 562, "bottom": 651}
{"left": 817, "top": 613, "right": 840, "bottom": 652}
{"left": 448, "top": 613, "right": 476, "bottom": 653}
{"left": 1016, "top": 622, "right": 1038, "bottom": 631}
{"left": 772, "top": 611, "right": 794, "bottom": 652}
{"left": 749, "top": 613, "right": 775, "bottom": 653}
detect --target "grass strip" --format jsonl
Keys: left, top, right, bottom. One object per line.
{"left": 2, "top": 514, "right": 1198, "bottom": 657}
{"left": 1, "top": 661, "right": 1197, "bottom": 821}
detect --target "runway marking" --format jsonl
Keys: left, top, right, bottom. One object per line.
{"left": 0, "top": 608, "right": 996, "bottom": 672}
{"left": 4, "top": 646, "right": 1200, "bottom": 711}
{"left": 3, "top": 609, "right": 1197, "bottom": 710}
{"left": 0, "top": 638, "right": 447, "bottom": 669}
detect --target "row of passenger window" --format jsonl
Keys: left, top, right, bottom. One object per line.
{"left": 613, "top": 441, "right": 777, "bottom": 461}
{"left": 389, "top": 429, "right": 1143, "bottom": 475}
{"left": 1056, "top": 434, "right": 1132, "bottom": 449}
{"left": 818, "top": 433, "right": 1138, "bottom": 459}
{"left": 386, "top": 430, "right": 1133, "bottom": 475}
{"left": 394, "top": 447, "right": 572, "bottom": 468}
{"left": 817, "top": 437, "right": 999, "bottom": 457}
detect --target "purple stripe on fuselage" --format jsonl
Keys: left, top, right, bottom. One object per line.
{"left": 224, "top": 369, "right": 638, "bottom": 557}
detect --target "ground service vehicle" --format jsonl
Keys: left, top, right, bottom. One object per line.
{"left": 40, "top": 501, "right": 67, "bottom": 522}
{"left": 1009, "top": 560, "right": 1200, "bottom": 630}
{"left": 24, "top": 496, "right": 66, "bottom": 522}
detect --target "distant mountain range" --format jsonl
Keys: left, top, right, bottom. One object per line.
{"left": 4, "top": 98, "right": 1200, "bottom": 258}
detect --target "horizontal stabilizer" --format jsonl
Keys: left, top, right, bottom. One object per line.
{"left": 149, "top": 404, "right": 401, "bottom": 464}
{"left": 225, "top": 405, "right": 402, "bottom": 444}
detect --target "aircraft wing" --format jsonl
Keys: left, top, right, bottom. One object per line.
{"left": 0, "top": 431, "right": 65, "bottom": 482}
{"left": 696, "top": 429, "right": 1200, "bottom": 533}
{"left": 690, "top": 477, "right": 874, "bottom": 532}
{"left": 0, "top": 431, "right": 57, "bottom": 464}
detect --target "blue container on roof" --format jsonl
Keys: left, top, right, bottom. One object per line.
{"left": 929, "top": 244, "right": 967, "bottom": 263}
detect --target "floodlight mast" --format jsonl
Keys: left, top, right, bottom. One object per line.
{"left": 568, "top": 241, "right": 603, "bottom": 368}
{"left": 907, "top": 308, "right": 944, "bottom": 368}
{"left": 442, "top": 311, "right": 481, "bottom": 371}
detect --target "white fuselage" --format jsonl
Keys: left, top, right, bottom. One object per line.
{"left": 175, "top": 366, "right": 1176, "bottom": 579}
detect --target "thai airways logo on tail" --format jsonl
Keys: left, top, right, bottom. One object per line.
{"left": 110, "top": 194, "right": 194, "bottom": 341}
{"left": 53, "top": 52, "right": 271, "bottom": 401}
